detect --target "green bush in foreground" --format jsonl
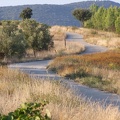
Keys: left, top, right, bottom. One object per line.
{"left": 0, "top": 102, "right": 51, "bottom": 120}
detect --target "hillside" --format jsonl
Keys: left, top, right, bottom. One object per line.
{"left": 0, "top": 0, "right": 120, "bottom": 26}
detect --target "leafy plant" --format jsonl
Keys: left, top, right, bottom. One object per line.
{"left": 0, "top": 101, "right": 51, "bottom": 120}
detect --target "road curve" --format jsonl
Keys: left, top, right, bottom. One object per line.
{"left": 66, "top": 32, "right": 108, "bottom": 54}
{"left": 8, "top": 33, "right": 120, "bottom": 108}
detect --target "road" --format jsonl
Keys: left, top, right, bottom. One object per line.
{"left": 8, "top": 33, "right": 120, "bottom": 108}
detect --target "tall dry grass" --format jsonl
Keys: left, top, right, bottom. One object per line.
{"left": 48, "top": 51, "right": 120, "bottom": 94}
{"left": 0, "top": 67, "right": 120, "bottom": 120}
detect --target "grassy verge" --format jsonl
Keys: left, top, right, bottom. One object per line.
{"left": 0, "top": 67, "right": 120, "bottom": 120}
{"left": 48, "top": 51, "right": 120, "bottom": 94}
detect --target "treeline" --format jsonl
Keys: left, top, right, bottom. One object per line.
{"left": 85, "top": 5, "right": 120, "bottom": 33}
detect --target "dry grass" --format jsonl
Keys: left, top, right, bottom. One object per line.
{"left": 0, "top": 67, "right": 120, "bottom": 120}
{"left": 66, "top": 27, "right": 120, "bottom": 49}
{"left": 50, "top": 26, "right": 68, "bottom": 41}
{"left": 50, "top": 26, "right": 120, "bottom": 49}
{"left": 24, "top": 41, "right": 84, "bottom": 60}
{"left": 48, "top": 51, "right": 120, "bottom": 94}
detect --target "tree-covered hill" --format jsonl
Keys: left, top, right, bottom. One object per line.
{"left": 0, "top": 0, "right": 120, "bottom": 26}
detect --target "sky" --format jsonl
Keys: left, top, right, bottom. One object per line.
{"left": 0, "top": 0, "right": 120, "bottom": 7}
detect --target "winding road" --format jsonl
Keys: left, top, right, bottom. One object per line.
{"left": 8, "top": 33, "right": 120, "bottom": 108}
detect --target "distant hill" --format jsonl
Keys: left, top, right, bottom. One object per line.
{"left": 0, "top": 0, "right": 120, "bottom": 26}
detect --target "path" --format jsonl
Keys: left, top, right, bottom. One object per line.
{"left": 8, "top": 33, "right": 120, "bottom": 108}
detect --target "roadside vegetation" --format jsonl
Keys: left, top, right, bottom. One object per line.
{"left": 0, "top": 9, "right": 84, "bottom": 65}
{"left": 48, "top": 51, "right": 120, "bottom": 94}
{"left": 0, "top": 67, "right": 120, "bottom": 120}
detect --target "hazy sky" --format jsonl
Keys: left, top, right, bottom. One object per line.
{"left": 0, "top": 0, "right": 120, "bottom": 7}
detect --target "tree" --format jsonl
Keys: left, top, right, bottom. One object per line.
{"left": 20, "top": 20, "right": 53, "bottom": 57}
{"left": 20, "top": 7, "right": 33, "bottom": 20}
{"left": 90, "top": 4, "right": 99, "bottom": 14}
{"left": 0, "top": 21, "right": 26, "bottom": 60}
{"left": 72, "top": 8, "right": 92, "bottom": 27}
{"left": 105, "top": 6, "right": 116, "bottom": 31}
{"left": 115, "top": 17, "right": 120, "bottom": 34}
{"left": 93, "top": 6, "right": 106, "bottom": 30}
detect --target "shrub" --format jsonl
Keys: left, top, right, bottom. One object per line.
{"left": 0, "top": 102, "right": 51, "bottom": 120}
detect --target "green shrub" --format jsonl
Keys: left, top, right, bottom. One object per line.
{"left": 0, "top": 101, "right": 51, "bottom": 120}
{"left": 115, "top": 17, "right": 120, "bottom": 34}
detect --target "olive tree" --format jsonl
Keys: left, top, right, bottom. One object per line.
{"left": 20, "top": 20, "right": 53, "bottom": 57}
{"left": 0, "top": 21, "right": 26, "bottom": 60}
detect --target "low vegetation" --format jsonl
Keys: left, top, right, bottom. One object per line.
{"left": 0, "top": 67, "right": 120, "bottom": 120}
{"left": 48, "top": 51, "right": 120, "bottom": 94}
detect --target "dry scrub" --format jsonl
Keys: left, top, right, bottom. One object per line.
{"left": 48, "top": 51, "right": 120, "bottom": 94}
{"left": 0, "top": 67, "right": 120, "bottom": 120}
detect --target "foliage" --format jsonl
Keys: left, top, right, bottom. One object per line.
{"left": 115, "top": 17, "right": 120, "bottom": 34}
{"left": 85, "top": 5, "right": 120, "bottom": 33}
{"left": 0, "top": 21, "right": 26, "bottom": 59}
{"left": 20, "top": 19, "right": 53, "bottom": 57}
{"left": 72, "top": 8, "right": 92, "bottom": 26}
{"left": 19, "top": 7, "right": 33, "bottom": 20}
{"left": 0, "top": 102, "right": 51, "bottom": 120}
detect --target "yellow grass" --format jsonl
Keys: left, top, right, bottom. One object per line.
{"left": 0, "top": 67, "right": 120, "bottom": 120}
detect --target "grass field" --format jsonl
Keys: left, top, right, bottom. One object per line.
{"left": 0, "top": 67, "right": 120, "bottom": 120}
{"left": 48, "top": 51, "right": 120, "bottom": 94}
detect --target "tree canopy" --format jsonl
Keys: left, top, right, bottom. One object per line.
{"left": 84, "top": 5, "right": 120, "bottom": 33}
{"left": 72, "top": 8, "right": 92, "bottom": 27}
{"left": 19, "top": 7, "right": 33, "bottom": 20}
{"left": 0, "top": 21, "right": 26, "bottom": 60}
{"left": 20, "top": 19, "right": 53, "bottom": 57}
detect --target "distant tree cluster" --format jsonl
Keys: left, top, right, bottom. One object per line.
{"left": 84, "top": 5, "right": 120, "bottom": 33}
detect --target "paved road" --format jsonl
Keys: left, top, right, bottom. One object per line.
{"left": 8, "top": 33, "right": 120, "bottom": 108}
{"left": 66, "top": 32, "right": 108, "bottom": 54}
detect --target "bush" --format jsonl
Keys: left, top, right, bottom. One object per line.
{"left": 115, "top": 17, "right": 120, "bottom": 34}
{"left": 0, "top": 102, "right": 51, "bottom": 120}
